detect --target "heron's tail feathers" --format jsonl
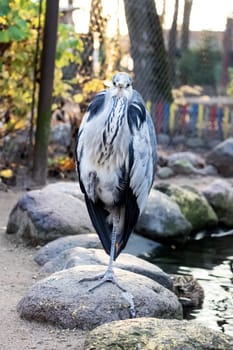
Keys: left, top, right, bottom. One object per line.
{"left": 84, "top": 187, "right": 139, "bottom": 260}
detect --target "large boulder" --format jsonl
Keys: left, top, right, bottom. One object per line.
{"left": 166, "top": 152, "right": 205, "bottom": 168}
{"left": 34, "top": 232, "right": 160, "bottom": 266}
{"left": 156, "top": 183, "right": 218, "bottom": 232}
{"left": 38, "top": 246, "right": 173, "bottom": 290}
{"left": 34, "top": 233, "right": 101, "bottom": 265}
{"left": 17, "top": 265, "right": 182, "bottom": 330}
{"left": 84, "top": 317, "right": 233, "bottom": 350}
{"left": 206, "top": 138, "right": 233, "bottom": 177}
{"left": 136, "top": 189, "right": 192, "bottom": 244}
{"left": 201, "top": 179, "right": 233, "bottom": 227}
{"left": 6, "top": 182, "right": 93, "bottom": 244}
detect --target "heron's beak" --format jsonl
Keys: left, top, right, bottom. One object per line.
{"left": 117, "top": 83, "right": 124, "bottom": 97}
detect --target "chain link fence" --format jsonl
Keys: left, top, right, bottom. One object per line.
{"left": 67, "top": 0, "right": 233, "bottom": 147}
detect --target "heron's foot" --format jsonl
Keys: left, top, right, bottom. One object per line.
{"left": 79, "top": 273, "right": 105, "bottom": 284}
{"left": 79, "top": 268, "right": 127, "bottom": 292}
{"left": 79, "top": 269, "right": 136, "bottom": 318}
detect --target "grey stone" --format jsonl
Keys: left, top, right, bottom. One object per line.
{"left": 156, "top": 183, "right": 218, "bottom": 232}
{"left": 50, "top": 124, "right": 71, "bottom": 147}
{"left": 40, "top": 247, "right": 173, "bottom": 290}
{"left": 167, "top": 151, "right": 205, "bottom": 168}
{"left": 136, "top": 189, "right": 192, "bottom": 243}
{"left": 44, "top": 182, "right": 84, "bottom": 200}
{"left": 34, "top": 234, "right": 101, "bottom": 265}
{"left": 17, "top": 266, "right": 182, "bottom": 330}
{"left": 206, "top": 137, "right": 233, "bottom": 177}
{"left": 84, "top": 317, "right": 233, "bottom": 350}
{"left": 124, "top": 233, "right": 161, "bottom": 256}
{"left": 157, "top": 166, "right": 174, "bottom": 179}
{"left": 202, "top": 179, "right": 233, "bottom": 227}
{"left": 172, "top": 135, "right": 186, "bottom": 145}
{"left": 34, "top": 232, "right": 160, "bottom": 266}
{"left": 199, "top": 164, "right": 218, "bottom": 176}
{"left": 186, "top": 137, "right": 205, "bottom": 148}
{"left": 6, "top": 183, "right": 93, "bottom": 244}
{"left": 169, "top": 159, "right": 204, "bottom": 175}
{"left": 157, "top": 133, "right": 170, "bottom": 146}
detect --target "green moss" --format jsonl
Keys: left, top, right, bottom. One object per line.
{"left": 156, "top": 183, "right": 218, "bottom": 232}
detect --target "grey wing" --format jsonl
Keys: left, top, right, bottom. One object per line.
{"left": 75, "top": 90, "right": 106, "bottom": 166}
{"left": 127, "top": 97, "right": 157, "bottom": 214}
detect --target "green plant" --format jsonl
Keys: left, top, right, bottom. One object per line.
{"left": 0, "top": 0, "right": 82, "bottom": 135}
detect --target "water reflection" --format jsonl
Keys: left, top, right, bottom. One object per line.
{"left": 141, "top": 234, "right": 233, "bottom": 336}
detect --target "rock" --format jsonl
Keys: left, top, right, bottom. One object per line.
{"left": 39, "top": 247, "right": 173, "bottom": 290}
{"left": 206, "top": 138, "right": 233, "bottom": 177}
{"left": 34, "top": 232, "right": 160, "bottom": 266}
{"left": 157, "top": 166, "right": 174, "bottom": 179}
{"left": 199, "top": 164, "right": 218, "bottom": 176}
{"left": 34, "top": 234, "right": 101, "bottom": 265}
{"left": 6, "top": 182, "right": 93, "bottom": 244}
{"left": 157, "top": 133, "right": 170, "bottom": 146}
{"left": 163, "top": 152, "right": 207, "bottom": 176}
{"left": 136, "top": 189, "right": 192, "bottom": 243}
{"left": 2, "top": 130, "right": 29, "bottom": 164}
{"left": 202, "top": 179, "right": 233, "bottom": 227}
{"left": 17, "top": 266, "right": 182, "bottom": 330}
{"left": 166, "top": 152, "right": 205, "bottom": 168}
{"left": 50, "top": 124, "right": 71, "bottom": 147}
{"left": 186, "top": 137, "right": 205, "bottom": 148}
{"left": 84, "top": 317, "right": 233, "bottom": 349}
{"left": 125, "top": 232, "right": 161, "bottom": 256}
{"left": 169, "top": 159, "right": 204, "bottom": 175}
{"left": 172, "top": 135, "right": 186, "bottom": 145}
{"left": 44, "top": 181, "right": 84, "bottom": 200}
{"left": 156, "top": 183, "right": 218, "bottom": 232}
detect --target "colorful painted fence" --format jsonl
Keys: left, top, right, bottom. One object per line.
{"left": 154, "top": 102, "right": 233, "bottom": 140}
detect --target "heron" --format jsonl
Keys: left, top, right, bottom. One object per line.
{"left": 76, "top": 72, "right": 157, "bottom": 292}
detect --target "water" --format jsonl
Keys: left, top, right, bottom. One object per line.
{"left": 141, "top": 234, "right": 233, "bottom": 336}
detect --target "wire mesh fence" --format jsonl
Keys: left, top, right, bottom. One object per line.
{"left": 66, "top": 0, "right": 233, "bottom": 146}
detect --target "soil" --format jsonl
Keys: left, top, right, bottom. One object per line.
{"left": 1, "top": 174, "right": 233, "bottom": 350}
{"left": 0, "top": 190, "right": 86, "bottom": 350}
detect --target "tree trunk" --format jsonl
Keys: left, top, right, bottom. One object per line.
{"left": 180, "top": 0, "right": 193, "bottom": 51}
{"left": 123, "top": 0, "right": 172, "bottom": 103}
{"left": 32, "top": 0, "right": 59, "bottom": 186}
{"left": 168, "top": 0, "right": 179, "bottom": 84}
{"left": 221, "top": 18, "right": 233, "bottom": 87}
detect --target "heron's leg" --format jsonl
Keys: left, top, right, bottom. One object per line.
{"left": 79, "top": 213, "right": 136, "bottom": 317}
{"left": 79, "top": 213, "right": 126, "bottom": 292}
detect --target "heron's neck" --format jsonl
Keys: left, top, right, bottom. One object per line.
{"left": 104, "top": 96, "right": 127, "bottom": 142}
{"left": 96, "top": 95, "right": 129, "bottom": 166}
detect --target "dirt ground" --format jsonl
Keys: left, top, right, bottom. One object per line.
{"left": 1, "top": 175, "right": 233, "bottom": 350}
{"left": 0, "top": 190, "right": 87, "bottom": 350}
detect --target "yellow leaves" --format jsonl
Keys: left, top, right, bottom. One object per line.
{"left": 83, "top": 78, "right": 105, "bottom": 94}
{"left": 73, "top": 94, "right": 84, "bottom": 104}
{"left": 0, "top": 169, "right": 13, "bottom": 179}
{"left": 1, "top": 70, "right": 9, "bottom": 79}
{"left": 48, "top": 156, "right": 75, "bottom": 176}
{"left": 60, "top": 157, "right": 75, "bottom": 172}
{"left": 0, "top": 16, "right": 7, "bottom": 25}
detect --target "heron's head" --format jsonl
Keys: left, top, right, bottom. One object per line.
{"left": 111, "top": 72, "right": 133, "bottom": 99}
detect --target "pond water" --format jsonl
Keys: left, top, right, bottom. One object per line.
{"left": 141, "top": 233, "right": 233, "bottom": 337}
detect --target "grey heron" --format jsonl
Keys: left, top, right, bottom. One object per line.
{"left": 76, "top": 72, "right": 157, "bottom": 292}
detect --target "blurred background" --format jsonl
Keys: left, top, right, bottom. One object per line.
{"left": 1, "top": 0, "right": 233, "bottom": 184}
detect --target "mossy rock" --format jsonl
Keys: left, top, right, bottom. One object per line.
{"left": 84, "top": 317, "right": 233, "bottom": 350}
{"left": 156, "top": 183, "right": 218, "bottom": 232}
{"left": 202, "top": 179, "right": 233, "bottom": 227}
